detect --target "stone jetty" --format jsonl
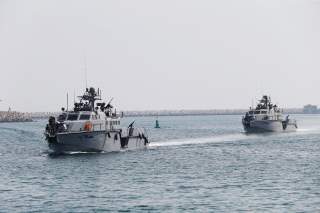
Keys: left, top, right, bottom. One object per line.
{"left": 0, "top": 111, "right": 32, "bottom": 122}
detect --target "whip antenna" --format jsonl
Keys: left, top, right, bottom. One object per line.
{"left": 84, "top": 56, "right": 88, "bottom": 89}
{"left": 66, "top": 92, "right": 69, "bottom": 112}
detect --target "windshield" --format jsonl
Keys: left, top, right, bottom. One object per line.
{"left": 67, "top": 113, "right": 79, "bottom": 121}
{"left": 79, "top": 114, "right": 91, "bottom": 120}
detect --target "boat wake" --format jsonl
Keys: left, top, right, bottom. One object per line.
{"left": 296, "top": 127, "right": 320, "bottom": 133}
{"left": 45, "top": 148, "right": 130, "bottom": 156}
{"left": 150, "top": 133, "right": 256, "bottom": 148}
{"left": 294, "top": 126, "right": 320, "bottom": 136}
{"left": 150, "top": 126, "right": 320, "bottom": 148}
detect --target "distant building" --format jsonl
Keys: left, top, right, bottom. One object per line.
{"left": 303, "top": 104, "right": 318, "bottom": 114}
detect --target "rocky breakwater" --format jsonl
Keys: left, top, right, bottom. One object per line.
{"left": 0, "top": 111, "right": 32, "bottom": 122}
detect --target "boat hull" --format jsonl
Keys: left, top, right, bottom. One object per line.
{"left": 243, "top": 120, "right": 297, "bottom": 133}
{"left": 47, "top": 131, "right": 148, "bottom": 153}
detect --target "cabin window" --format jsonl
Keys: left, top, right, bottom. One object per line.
{"left": 67, "top": 113, "right": 79, "bottom": 121}
{"left": 111, "top": 121, "right": 118, "bottom": 125}
{"left": 261, "top": 111, "right": 267, "bottom": 114}
{"left": 79, "top": 114, "right": 91, "bottom": 120}
{"left": 254, "top": 111, "right": 260, "bottom": 114}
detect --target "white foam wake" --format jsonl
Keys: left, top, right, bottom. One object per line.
{"left": 150, "top": 133, "right": 255, "bottom": 147}
{"left": 297, "top": 128, "right": 320, "bottom": 132}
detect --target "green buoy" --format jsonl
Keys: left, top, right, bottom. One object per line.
{"left": 155, "top": 119, "right": 160, "bottom": 128}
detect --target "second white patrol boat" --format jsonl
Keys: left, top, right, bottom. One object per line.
{"left": 242, "top": 95, "right": 298, "bottom": 133}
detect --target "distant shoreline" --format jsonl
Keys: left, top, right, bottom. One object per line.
{"left": 122, "top": 108, "right": 306, "bottom": 117}
{"left": 15, "top": 108, "right": 315, "bottom": 119}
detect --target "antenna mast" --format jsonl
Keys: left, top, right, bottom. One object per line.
{"left": 84, "top": 56, "right": 88, "bottom": 89}
{"left": 251, "top": 98, "right": 254, "bottom": 109}
{"left": 67, "top": 93, "right": 69, "bottom": 112}
{"left": 73, "top": 89, "right": 76, "bottom": 105}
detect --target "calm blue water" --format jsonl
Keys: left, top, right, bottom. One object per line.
{"left": 1, "top": 115, "right": 320, "bottom": 212}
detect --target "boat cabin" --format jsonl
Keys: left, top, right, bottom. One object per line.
{"left": 56, "top": 111, "right": 121, "bottom": 132}
{"left": 244, "top": 95, "right": 284, "bottom": 121}
{"left": 55, "top": 87, "right": 122, "bottom": 133}
{"left": 247, "top": 108, "right": 282, "bottom": 121}
{"left": 58, "top": 111, "right": 104, "bottom": 122}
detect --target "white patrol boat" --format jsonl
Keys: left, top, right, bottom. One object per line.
{"left": 242, "top": 95, "right": 298, "bottom": 133}
{"left": 45, "top": 87, "right": 149, "bottom": 153}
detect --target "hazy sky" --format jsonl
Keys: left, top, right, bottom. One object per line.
{"left": 0, "top": 0, "right": 319, "bottom": 112}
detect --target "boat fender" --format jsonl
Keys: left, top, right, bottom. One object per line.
{"left": 114, "top": 134, "right": 118, "bottom": 141}
{"left": 107, "top": 132, "right": 111, "bottom": 138}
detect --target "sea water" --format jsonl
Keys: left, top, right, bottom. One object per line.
{"left": 0, "top": 115, "right": 320, "bottom": 212}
